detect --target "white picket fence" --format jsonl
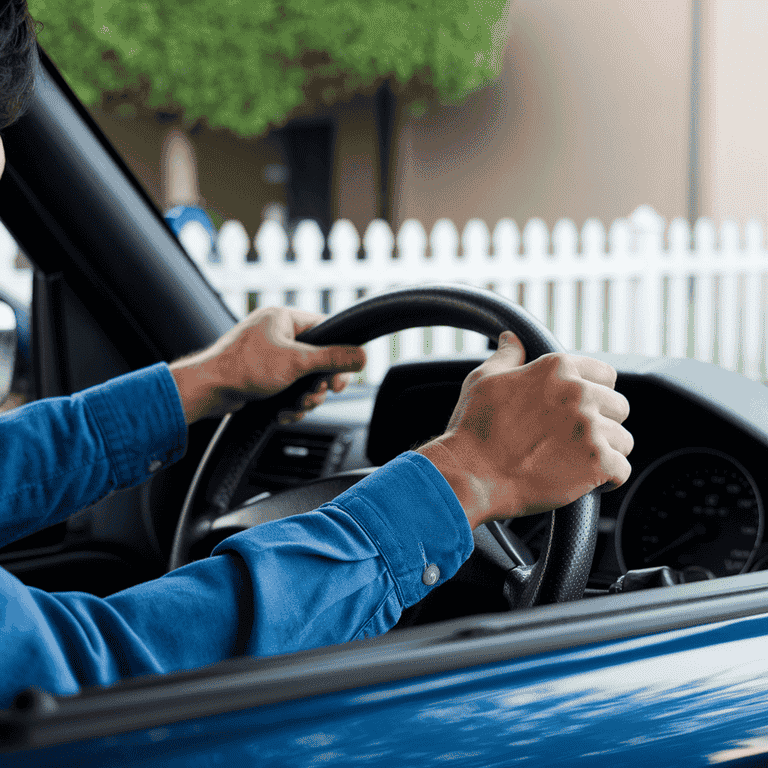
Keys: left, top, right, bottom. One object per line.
{"left": 2, "top": 206, "right": 768, "bottom": 386}
{"left": 176, "top": 205, "right": 768, "bottom": 385}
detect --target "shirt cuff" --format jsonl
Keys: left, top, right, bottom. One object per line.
{"left": 330, "top": 451, "right": 474, "bottom": 609}
{"left": 78, "top": 362, "right": 188, "bottom": 489}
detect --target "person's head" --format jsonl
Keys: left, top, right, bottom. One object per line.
{"left": 0, "top": 0, "right": 40, "bottom": 177}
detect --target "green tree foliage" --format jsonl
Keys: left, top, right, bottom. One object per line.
{"left": 29, "top": 0, "right": 510, "bottom": 137}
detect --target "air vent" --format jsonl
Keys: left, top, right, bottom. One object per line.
{"left": 250, "top": 430, "right": 337, "bottom": 488}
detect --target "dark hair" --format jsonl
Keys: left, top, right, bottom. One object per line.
{"left": 0, "top": 0, "right": 40, "bottom": 130}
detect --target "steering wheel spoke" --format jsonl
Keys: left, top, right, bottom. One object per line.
{"left": 485, "top": 520, "right": 536, "bottom": 568}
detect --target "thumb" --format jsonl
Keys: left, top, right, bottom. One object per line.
{"left": 293, "top": 342, "right": 367, "bottom": 378}
{"left": 496, "top": 330, "right": 526, "bottom": 366}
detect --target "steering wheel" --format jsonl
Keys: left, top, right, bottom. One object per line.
{"left": 169, "top": 284, "right": 599, "bottom": 610}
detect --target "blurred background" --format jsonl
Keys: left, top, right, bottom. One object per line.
{"left": 26, "top": 0, "right": 768, "bottom": 240}
{"left": 0, "top": 0, "right": 766, "bottom": 395}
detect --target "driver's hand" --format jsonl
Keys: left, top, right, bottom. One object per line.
{"left": 417, "top": 331, "right": 633, "bottom": 530}
{"left": 169, "top": 307, "right": 366, "bottom": 424}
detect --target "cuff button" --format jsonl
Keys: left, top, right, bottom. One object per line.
{"left": 422, "top": 564, "right": 440, "bottom": 586}
{"left": 148, "top": 459, "right": 163, "bottom": 473}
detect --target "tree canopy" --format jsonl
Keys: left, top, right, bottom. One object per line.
{"left": 28, "top": 0, "right": 510, "bottom": 137}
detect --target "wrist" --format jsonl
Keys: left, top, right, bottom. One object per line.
{"left": 169, "top": 353, "right": 225, "bottom": 424}
{"left": 416, "top": 437, "right": 498, "bottom": 530}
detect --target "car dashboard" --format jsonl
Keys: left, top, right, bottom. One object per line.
{"left": 238, "top": 353, "right": 768, "bottom": 596}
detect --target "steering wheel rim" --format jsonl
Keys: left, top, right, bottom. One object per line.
{"left": 169, "top": 284, "right": 599, "bottom": 609}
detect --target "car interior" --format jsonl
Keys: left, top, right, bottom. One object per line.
{"left": 1, "top": 48, "right": 768, "bottom": 640}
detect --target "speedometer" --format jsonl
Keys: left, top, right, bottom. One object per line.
{"left": 616, "top": 448, "right": 764, "bottom": 577}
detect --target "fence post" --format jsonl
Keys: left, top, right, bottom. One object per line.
{"left": 427, "top": 219, "right": 457, "bottom": 356}
{"left": 744, "top": 220, "right": 767, "bottom": 381}
{"left": 178, "top": 220, "right": 213, "bottom": 266}
{"left": 692, "top": 217, "right": 716, "bottom": 365}
{"left": 521, "top": 218, "right": 549, "bottom": 329}
{"left": 395, "top": 219, "right": 430, "bottom": 362}
{"left": 254, "top": 220, "right": 290, "bottom": 311}
{"left": 292, "top": 221, "right": 326, "bottom": 313}
{"left": 581, "top": 218, "right": 605, "bottom": 353}
{"left": 362, "top": 220, "right": 396, "bottom": 384}
{"left": 492, "top": 218, "right": 521, "bottom": 308}
{"left": 667, "top": 217, "right": 691, "bottom": 359}
{"left": 719, "top": 220, "right": 741, "bottom": 372}
{"left": 461, "top": 219, "right": 494, "bottom": 355}
{"left": 463, "top": 219, "right": 491, "bottom": 286}
{"left": 607, "top": 217, "right": 632, "bottom": 354}
{"left": 182, "top": 220, "right": 250, "bottom": 317}
{"left": 327, "top": 219, "right": 361, "bottom": 313}
{"left": 631, "top": 205, "right": 665, "bottom": 356}
{"left": 217, "top": 219, "right": 251, "bottom": 316}
{"left": 552, "top": 218, "right": 578, "bottom": 350}
{"left": 362, "top": 219, "right": 395, "bottom": 283}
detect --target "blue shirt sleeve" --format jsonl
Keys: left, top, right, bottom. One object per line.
{"left": 0, "top": 365, "right": 474, "bottom": 707}
{"left": 0, "top": 363, "right": 188, "bottom": 548}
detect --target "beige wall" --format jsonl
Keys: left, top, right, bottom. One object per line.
{"left": 700, "top": 0, "right": 768, "bottom": 231}
{"left": 93, "top": 109, "right": 286, "bottom": 231}
{"left": 392, "top": 0, "right": 695, "bottom": 235}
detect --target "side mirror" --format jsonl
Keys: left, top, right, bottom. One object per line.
{"left": 0, "top": 300, "right": 17, "bottom": 406}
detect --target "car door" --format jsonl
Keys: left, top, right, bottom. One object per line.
{"left": 3, "top": 573, "right": 768, "bottom": 766}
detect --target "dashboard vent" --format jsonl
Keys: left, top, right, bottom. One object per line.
{"left": 251, "top": 430, "right": 336, "bottom": 488}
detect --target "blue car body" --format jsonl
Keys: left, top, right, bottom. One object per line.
{"left": 3, "top": 576, "right": 768, "bottom": 767}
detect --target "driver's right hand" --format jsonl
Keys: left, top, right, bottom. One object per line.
{"left": 417, "top": 331, "right": 633, "bottom": 530}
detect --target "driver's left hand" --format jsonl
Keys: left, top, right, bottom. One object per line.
{"left": 169, "top": 307, "right": 367, "bottom": 424}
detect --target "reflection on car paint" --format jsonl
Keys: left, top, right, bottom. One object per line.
{"left": 18, "top": 613, "right": 768, "bottom": 767}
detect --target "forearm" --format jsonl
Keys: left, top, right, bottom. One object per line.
{"left": 0, "top": 454, "right": 473, "bottom": 705}
{"left": 169, "top": 352, "right": 225, "bottom": 424}
{"left": 214, "top": 453, "right": 474, "bottom": 655}
{"left": 0, "top": 364, "right": 187, "bottom": 548}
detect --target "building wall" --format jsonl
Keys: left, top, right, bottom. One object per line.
{"left": 392, "top": 0, "right": 694, "bottom": 235}
{"left": 92, "top": 110, "right": 287, "bottom": 230}
{"left": 699, "top": 0, "right": 768, "bottom": 231}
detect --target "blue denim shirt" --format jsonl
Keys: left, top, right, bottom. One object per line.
{"left": 0, "top": 364, "right": 473, "bottom": 707}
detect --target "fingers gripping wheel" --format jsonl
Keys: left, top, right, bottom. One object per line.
{"left": 169, "top": 284, "right": 600, "bottom": 609}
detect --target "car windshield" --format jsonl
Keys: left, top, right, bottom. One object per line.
{"left": 17, "top": 0, "right": 767, "bottom": 387}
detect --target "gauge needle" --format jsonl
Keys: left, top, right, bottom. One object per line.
{"left": 643, "top": 524, "right": 706, "bottom": 564}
